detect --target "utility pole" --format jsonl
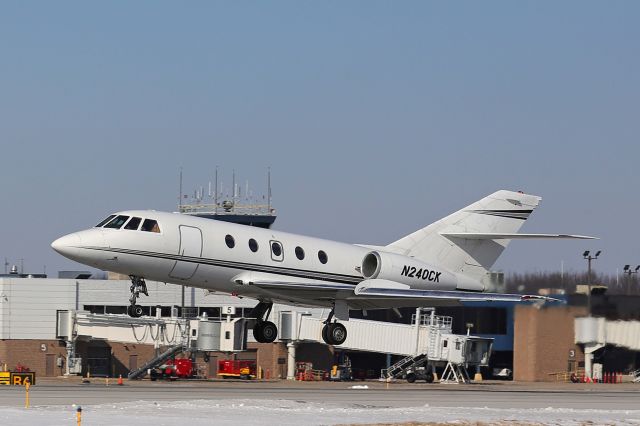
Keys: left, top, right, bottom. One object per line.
{"left": 179, "top": 167, "right": 183, "bottom": 209}
{"left": 622, "top": 265, "right": 640, "bottom": 295}
{"left": 582, "top": 251, "right": 601, "bottom": 315}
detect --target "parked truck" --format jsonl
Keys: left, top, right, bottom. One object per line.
{"left": 217, "top": 360, "right": 256, "bottom": 380}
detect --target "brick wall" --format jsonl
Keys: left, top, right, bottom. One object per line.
{"left": 0, "top": 340, "right": 68, "bottom": 376}
{"left": 513, "top": 305, "right": 586, "bottom": 381}
{"left": 108, "top": 342, "right": 157, "bottom": 377}
{"left": 0, "top": 339, "right": 323, "bottom": 380}
{"left": 248, "top": 342, "right": 288, "bottom": 379}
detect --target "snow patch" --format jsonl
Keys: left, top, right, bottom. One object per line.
{"left": 1, "top": 399, "right": 639, "bottom": 425}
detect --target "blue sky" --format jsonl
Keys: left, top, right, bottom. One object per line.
{"left": 1, "top": 1, "right": 638, "bottom": 278}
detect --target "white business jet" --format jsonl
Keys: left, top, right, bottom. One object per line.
{"left": 51, "top": 190, "right": 593, "bottom": 346}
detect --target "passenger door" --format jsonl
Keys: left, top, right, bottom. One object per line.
{"left": 169, "top": 226, "right": 203, "bottom": 280}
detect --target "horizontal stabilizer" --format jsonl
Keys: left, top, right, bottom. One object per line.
{"left": 440, "top": 233, "right": 597, "bottom": 240}
{"left": 354, "top": 279, "right": 560, "bottom": 303}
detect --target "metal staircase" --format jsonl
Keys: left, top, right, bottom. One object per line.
{"left": 383, "top": 353, "right": 429, "bottom": 379}
{"left": 127, "top": 345, "right": 183, "bottom": 380}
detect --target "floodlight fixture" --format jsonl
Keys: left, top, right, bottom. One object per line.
{"left": 624, "top": 264, "right": 630, "bottom": 271}
{"left": 583, "top": 250, "right": 590, "bottom": 258}
{"left": 635, "top": 265, "right": 640, "bottom": 272}
{"left": 595, "top": 250, "right": 601, "bottom": 258}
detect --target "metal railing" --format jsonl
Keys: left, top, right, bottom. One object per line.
{"left": 179, "top": 202, "right": 274, "bottom": 216}
{"left": 411, "top": 313, "right": 452, "bottom": 330}
{"left": 181, "top": 307, "right": 199, "bottom": 319}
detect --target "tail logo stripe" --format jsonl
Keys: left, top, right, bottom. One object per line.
{"left": 469, "top": 209, "right": 533, "bottom": 220}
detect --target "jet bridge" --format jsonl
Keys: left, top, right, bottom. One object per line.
{"left": 56, "top": 310, "right": 248, "bottom": 378}
{"left": 56, "top": 308, "right": 491, "bottom": 383}
{"left": 277, "top": 309, "right": 493, "bottom": 383}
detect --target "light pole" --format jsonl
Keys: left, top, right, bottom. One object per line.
{"left": 583, "top": 250, "right": 601, "bottom": 315}
{"left": 622, "top": 265, "right": 640, "bottom": 295}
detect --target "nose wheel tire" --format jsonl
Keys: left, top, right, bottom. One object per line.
{"left": 321, "top": 322, "right": 347, "bottom": 345}
{"left": 127, "top": 305, "right": 144, "bottom": 318}
{"left": 253, "top": 321, "right": 278, "bottom": 343}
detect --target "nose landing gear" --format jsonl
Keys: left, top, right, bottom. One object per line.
{"left": 127, "top": 275, "right": 148, "bottom": 318}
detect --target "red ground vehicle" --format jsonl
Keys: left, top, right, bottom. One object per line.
{"left": 217, "top": 360, "right": 256, "bottom": 380}
{"left": 150, "top": 358, "right": 194, "bottom": 381}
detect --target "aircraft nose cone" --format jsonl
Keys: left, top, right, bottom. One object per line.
{"left": 51, "top": 233, "right": 82, "bottom": 255}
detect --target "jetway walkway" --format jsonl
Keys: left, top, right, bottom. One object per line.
{"left": 575, "top": 317, "right": 640, "bottom": 379}
{"left": 279, "top": 310, "right": 493, "bottom": 382}
{"left": 56, "top": 309, "right": 492, "bottom": 383}
{"left": 280, "top": 310, "right": 491, "bottom": 357}
{"left": 575, "top": 317, "right": 640, "bottom": 351}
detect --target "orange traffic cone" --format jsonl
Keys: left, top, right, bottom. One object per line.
{"left": 117, "top": 374, "right": 124, "bottom": 386}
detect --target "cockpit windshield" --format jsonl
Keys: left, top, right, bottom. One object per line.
{"left": 95, "top": 215, "right": 116, "bottom": 227}
{"left": 103, "top": 215, "right": 130, "bottom": 229}
{"left": 140, "top": 219, "right": 161, "bottom": 233}
{"left": 95, "top": 214, "right": 160, "bottom": 233}
{"left": 124, "top": 217, "right": 142, "bottom": 230}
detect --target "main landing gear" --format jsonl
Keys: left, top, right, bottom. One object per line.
{"left": 250, "top": 301, "right": 278, "bottom": 343}
{"left": 321, "top": 305, "right": 348, "bottom": 346}
{"left": 127, "top": 275, "right": 148, "bottom": 318}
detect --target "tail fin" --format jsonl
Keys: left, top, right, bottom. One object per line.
{"left": 387, "top": 190, "right": 541, "bottom": 286}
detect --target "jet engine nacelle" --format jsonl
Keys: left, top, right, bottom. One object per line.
{"left": 361, "top": 251, "right": 458, "bottom": 290}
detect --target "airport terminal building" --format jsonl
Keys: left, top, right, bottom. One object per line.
{"left": 1, "top": 271, "right": 639, "bottom": 382}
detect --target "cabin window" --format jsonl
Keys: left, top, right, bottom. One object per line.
{"left": 225, "top": 234, "right": 235, "bottom": 248}
{"left": 141, "top": 219, "right": 161, "bottom": 233}
{"left": 95, "top": 215, "right": 116, "bottom": 227}
{"left": 318, "top": 250, "right": 328, "bottom": 264}
{"left": 104, "top": 215, "right": 130, "bottom": 229}
{"left": 270, "top": 241, "right": 284, "bottom": 262}
{"left": 124, "top": 217, "right": 142, "bottom": 230}
{"left": 271, "top": 241, "right": 282, "bottom": 257}
{"left": 295, "top": 246, "right": 305, "bottom": 260}
{"left": 249, "top": 238, "right": 259, "bottom": 253}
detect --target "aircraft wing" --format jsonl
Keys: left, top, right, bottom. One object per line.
{"left": 353, "top": 279, "right": 558, "bottom": 302}
{"left": 246, "top": 280, "right": 356, "bottom": 291}
{"left": 441, "top": 233, "right": 596, "bottom": 240}
{"left": 236, "top": 273, "right": 559, "bottom": 305}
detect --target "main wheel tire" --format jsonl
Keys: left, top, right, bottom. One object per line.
{"left": 425, "top": 372, "right": 434, "bottom": 383}
{"left": 126, "top": 305, "right": 133, "bottom": 317}
{"left": 253, "top": 322, "right": 266, "bottom": 343}
{"left": 260, "top": 321, "right": 278, "bottom": 343}
{"left": 321, "top": 324, "right": 330, "bottom": 345}
{"left": 327, "top": 323, "right": 347, "bottom": 345}
{"left": 406, "top": 372, "right": 416, "bottom": 383}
